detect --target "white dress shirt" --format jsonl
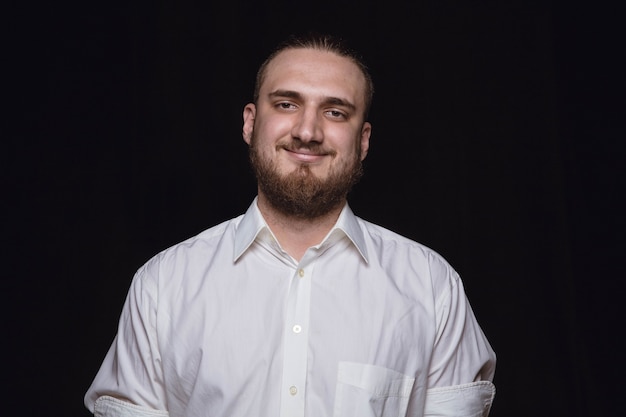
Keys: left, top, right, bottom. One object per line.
{"left": 85, "top": 198, "right": 496, "bottom": 417}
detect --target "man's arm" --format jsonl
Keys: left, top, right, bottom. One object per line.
{"left": 85, "top": 261, "right": 168, "bottom": 416}
{"left": 422, "top": 255, "right": 497, "bottom": 416}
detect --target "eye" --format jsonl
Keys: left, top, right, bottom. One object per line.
{"left": 277, "top": 102, "right": 297, "bottom": 110}
{"left": 326, "top": 109, "right": 347, "bottom": 120}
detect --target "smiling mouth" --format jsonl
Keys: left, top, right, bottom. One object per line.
{"left": 285, "top": 148, "right": 327, "bottom": 163}
{"left": 281, "top": 143, "right": 335, "bottom": 157}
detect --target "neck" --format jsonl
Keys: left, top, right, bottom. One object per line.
{"left": 256, "top": 193, "right": 345, "bottom": 261}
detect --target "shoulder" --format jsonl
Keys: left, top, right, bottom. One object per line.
{"left": 357, "top": 217, "right": 450, "bottom": 262}
{"left": 138, "top": 214, "right": 244, "bottom": 279}
{"left": 356, "top": 217, "right": 461, "bottom": 287}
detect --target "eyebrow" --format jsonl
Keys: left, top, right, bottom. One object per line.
{"left": 268, "top": 89, "right": 357, "bottom": 112}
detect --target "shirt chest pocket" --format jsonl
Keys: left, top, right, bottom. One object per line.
{"left": 333, "top": 362, "right": 415, "bottom": 417}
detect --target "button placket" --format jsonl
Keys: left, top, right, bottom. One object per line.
{"left": 278, "top": 261, "right": 315, "bottom": 417}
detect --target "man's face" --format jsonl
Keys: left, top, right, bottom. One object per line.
{"left": 242, "top": 48, "right": 372, "bottom": 218}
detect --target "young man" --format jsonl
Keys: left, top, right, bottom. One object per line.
{"left": 85, "top": 33, "right": 496, "bottom": 417}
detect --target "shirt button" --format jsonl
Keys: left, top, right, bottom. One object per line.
{"left": 292, "top": 325, "right": 302, "bottom": 333}
{"left": 289, "top": 386, "right": 298, "bottom": 395}
{"left": 298, "top": 269, "right": 305, "bottom": 278}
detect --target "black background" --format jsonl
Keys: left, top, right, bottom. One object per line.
{"left": 5, "top": 1, "right": 625, "bottom": 416}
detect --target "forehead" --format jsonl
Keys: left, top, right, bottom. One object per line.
{"left": 261, "top": 48, "right": 367, "bottom": 107}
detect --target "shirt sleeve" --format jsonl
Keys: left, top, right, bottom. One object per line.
{"left": 427, "top": 253, "right": 497, "bottom": 387}
{"left": 419, "top": 254, "right": 497, "bottom": 416}
{"left": 93, "top": 396, "right": 170, "bottom": 417}
{"left": 423, "top": 381, "right": 495, "bottom": 417}
{"left": 84, "top": 260, "right": 167, "bottom": 414}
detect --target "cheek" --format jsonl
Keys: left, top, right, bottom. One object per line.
{"left": 336, "top": 134, "right": 363, "bottom": 157}
{"left": 257, "top": 113, "right": 292, "bottom": 134}
{"left": 259, "top": 125, "right": 294, "bottom": 151}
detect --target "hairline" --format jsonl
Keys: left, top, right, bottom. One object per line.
{"left": 253, "top": 35, "right": 374, "bottom": 120}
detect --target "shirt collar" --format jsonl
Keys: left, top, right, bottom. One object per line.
{"left": 329, "top": 202, "right": 369, "bottom": 263}
{"left": 233, "top": 197, "right": 369, "bottom": 263}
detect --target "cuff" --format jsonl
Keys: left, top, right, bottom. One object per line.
{"left": 424, "top": 381, "right": 495, "bottom": 417}
{"left": 93, "top": 396, "right": 169, "bottom": 417}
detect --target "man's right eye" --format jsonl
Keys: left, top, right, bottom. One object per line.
{"left": 277, "top": 102, "right": 296, "bottom": 109}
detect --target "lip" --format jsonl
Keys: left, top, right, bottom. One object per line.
{"left": 284, "top": 148, "right": 327, "bottom": 163}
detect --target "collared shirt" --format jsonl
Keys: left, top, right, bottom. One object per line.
{"left": 85, "top": 198, "right": 496, "bottom": 417}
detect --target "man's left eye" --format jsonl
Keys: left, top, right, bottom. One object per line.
{"left": 328, "top": 110, "right": 344, "bottom": 118}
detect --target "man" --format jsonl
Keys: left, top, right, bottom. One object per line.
{"left": 85, "top": 33, "right": 496, "bottom": 417}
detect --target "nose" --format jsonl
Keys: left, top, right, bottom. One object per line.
{"left": 291, "top": 108, "right": 323, "bottom": 143}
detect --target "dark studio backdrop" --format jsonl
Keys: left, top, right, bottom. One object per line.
{"left": 5, "top": 1, "right": 624, "bottom": 416}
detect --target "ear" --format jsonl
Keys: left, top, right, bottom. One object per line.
{"left": 359, "top": 122, "right": 372, "bottom": 161}
{"left": 242, "top": 103, "right": 256, "bottom": 145}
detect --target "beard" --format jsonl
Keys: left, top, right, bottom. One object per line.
{"left": 249, "top": 137, "right": 364, "bottom": 219}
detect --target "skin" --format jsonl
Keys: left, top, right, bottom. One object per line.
{"left": 242, "top": 48, "right": 372, "bottom": 260}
